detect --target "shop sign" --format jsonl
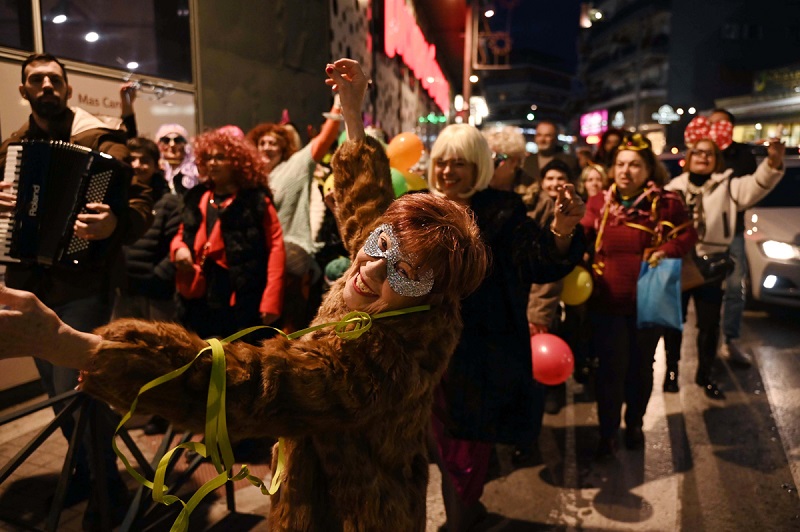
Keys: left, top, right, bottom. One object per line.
{"left": 651, "top": 105, "right": 680, "bottom": 125}
{"left": 579, "top": 110, "right": 608, "bottom": 136}
{"left": 384, "top": 0, "right": 450, "bottom": 113}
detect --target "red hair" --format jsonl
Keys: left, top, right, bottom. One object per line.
{"left": 194, "top": 130, "right": 268, "bottom": 190}
{"left": 245, "top": 123, "right": 298, "bottom": 162}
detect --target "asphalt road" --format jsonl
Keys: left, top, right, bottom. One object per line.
{"left": 425, "top": 304, "right": 800, "bottom": 531}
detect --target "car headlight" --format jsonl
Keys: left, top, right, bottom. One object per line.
{"left": 760, "top": 240, "right": 800, "bottom": 260}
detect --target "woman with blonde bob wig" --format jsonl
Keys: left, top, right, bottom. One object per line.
{"left": 427, "top": 123, "right": 587, "bottom": 530}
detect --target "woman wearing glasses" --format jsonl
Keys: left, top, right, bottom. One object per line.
{"left": 154, "top": 123, "right": 199, "bottom": 195}
{"left": 580, "top": 133, "right": 697, "bottom": 459}
{"left": 428, "top": 124, "right": 585, "bottom": 530}
{"left": 664, "top": 136, "right": 785, "bottom": 399}
{"left": 171, "top": 129, "right": 286, "bottom": 342}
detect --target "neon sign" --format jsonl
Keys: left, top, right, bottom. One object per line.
{"left": 579, "top": 110, "right": 608, "bottom": 137}
{"left": 384, "top": 0, "right": 450, "bottom": 113}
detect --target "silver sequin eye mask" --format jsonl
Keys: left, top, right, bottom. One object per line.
{"left": 362, "top": 224, "right": 435, "bottom": 298}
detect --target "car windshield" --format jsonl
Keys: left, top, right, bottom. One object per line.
{"left": 754, "top": 166, "right": 800, "bottom": 208}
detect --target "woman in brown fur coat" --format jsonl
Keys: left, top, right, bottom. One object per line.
{"left": 0, "top": 59, "right": 488, "bottom": 531}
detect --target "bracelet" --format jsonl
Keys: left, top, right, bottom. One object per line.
{"left": 550, "top": 224, "right": 575, "bottom": 239}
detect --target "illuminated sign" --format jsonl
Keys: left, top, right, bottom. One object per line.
{"left": 612, "top": 111, "right": 625, "bottom": 128}
{"left": 384, "top": 0, "right": 450, "bottom": 113}
{"left": 580, "top": 110, "right": 608, "bottom": 137}
{"left": 652, "top": 105, "right": 680, "bottom": 125}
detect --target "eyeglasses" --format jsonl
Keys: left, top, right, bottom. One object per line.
{"left": 492, "top": 152, "right": 510, "bottom": 169}
{"left": 159, "top": 135, "right": 187, "bottom": 145}
{"left": 689, "top": 148, "right": 714, "bottom": 158}
{"left": 434, "top": 158, "right": 469, "bottom": 171}
{"left": 201, "top": 153, "right": 230, "bottom": 164}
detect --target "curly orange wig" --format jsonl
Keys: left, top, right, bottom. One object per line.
{"left": 245, "top": 123, "right": 298, "bottom": 163}
{"left": 194, "top": 130, "right": 268, "bottom": 190}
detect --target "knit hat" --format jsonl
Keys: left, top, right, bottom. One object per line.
{"left": 155, "top": 123, "right": 190, "bottom": 141}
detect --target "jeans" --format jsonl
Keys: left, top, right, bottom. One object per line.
{"left": 722, "top": 234, "right": 748, "bottom": 341}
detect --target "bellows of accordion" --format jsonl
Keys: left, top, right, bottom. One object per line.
{"left": 1, "top": 140, "right": 129, "bottom": 267}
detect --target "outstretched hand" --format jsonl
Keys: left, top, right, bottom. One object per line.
{"left": 551, "top": 184, "right": 586, "bottom": 236}
{"left": 325, "top": 59, "right": 368, "bottom": 141}
{"left": 0, "top": 284, "right": 98, "bottom": 368}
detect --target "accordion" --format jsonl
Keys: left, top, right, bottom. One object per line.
{"left": 1, "top": 140, "right": 130, "bottom": 267}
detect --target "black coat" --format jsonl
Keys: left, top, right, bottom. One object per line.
{"left": 442, "top": 187, "right": 584, "bottom": 444}
{"left": 122, "top": 174, "right": 181, "bottom": 299}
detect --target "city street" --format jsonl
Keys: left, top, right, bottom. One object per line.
{"left": 456, "top": 303, "right": 800, "bottom": 531}
{"left": 1, "top": 304, "right": 799, "bottom": 531}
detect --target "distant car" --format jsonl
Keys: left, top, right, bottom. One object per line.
{"left": 743, "top": 154, "right": 800, "bottom": 307}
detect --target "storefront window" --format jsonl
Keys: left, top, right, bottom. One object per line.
{"left": 40, "top": 0, "right": 192, "bottom": 82}
{"left": 0, "top": 0, "right": 34, "bottom": 51}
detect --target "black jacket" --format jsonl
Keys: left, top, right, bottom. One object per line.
{"left": 442, "top": 187, "right": 585, "bottom": 444}
{"left": 122, "top": 174, "right": 181, "bottom": 299}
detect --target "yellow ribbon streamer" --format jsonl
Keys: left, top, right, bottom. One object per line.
{"left": 111, "top": 304, "right": 431, "bottom": 532}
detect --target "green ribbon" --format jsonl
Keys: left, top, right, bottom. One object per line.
{"left": 111, "top": 304, "right": 430, "bottom": 532}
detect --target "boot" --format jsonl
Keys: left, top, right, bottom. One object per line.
{"left": 663, "top": 329, "right": 682, "bottom": 393}
{"left": 663, "top": 366, "right": 679, "bottom": 393}
{"left": 695, "top": 329, "right": 725, "bottom": 400}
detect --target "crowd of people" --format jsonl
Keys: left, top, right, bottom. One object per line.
{"left": 0, "top": 53, "right": 787, "bottom": 531}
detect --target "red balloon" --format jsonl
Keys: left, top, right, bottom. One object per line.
{"left": 531, "top": 333, "right": 574, "bottom": 386}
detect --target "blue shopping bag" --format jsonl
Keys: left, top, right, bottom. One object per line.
{"left": 636, "top": 258, "right": 683, "bottom": 330}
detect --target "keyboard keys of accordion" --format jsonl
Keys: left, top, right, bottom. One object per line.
{"left": 0, "top": 145, "right": 22, "bottom": 264}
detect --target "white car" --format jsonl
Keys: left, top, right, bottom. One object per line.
{"left": 744, "top": 154, "right": 800, "bottom": 307}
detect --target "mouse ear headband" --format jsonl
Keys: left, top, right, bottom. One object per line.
{"left": 685, "top": 116, "right": 733, "bottom": 150}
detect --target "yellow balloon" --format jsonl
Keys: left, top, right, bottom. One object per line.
{"left": 386, "top": 132, "right": 424, "bottom": 172}
{"left": 323, "top": 174, "right": 335, "bottom": 197}
{"left": 561, "top": 265, "right": 593, "bottom": 306}
{"left": 401, "top": 170, "right": 428, "bottom": 191}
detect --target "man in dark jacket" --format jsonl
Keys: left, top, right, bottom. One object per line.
{"left": 0, "top": 53, "right": 153, "bottom": 529}
{"left": 709, "top": 108, "right": 757, "bottom": 368}
{"left": 523, "top": 120, "right": 580, "bottom": 183}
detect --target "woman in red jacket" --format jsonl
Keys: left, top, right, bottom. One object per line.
{"left": 580, "top": 133, "right": 696, "bottom": 459}
{"left": 172, "top": 129, "right": 286, "bottom": 341}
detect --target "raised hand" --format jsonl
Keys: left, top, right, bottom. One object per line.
{"left": 551, "top": 183, "right": 586, "bottom": 237}
{"left": 766, "top": 137, "right": 785, "bottom": 170}
{"left": 325, "top": 59, "right": 368, "bottom": 141}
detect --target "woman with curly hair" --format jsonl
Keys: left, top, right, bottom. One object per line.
{"left": 246, "top": 105, "right": 343, "bottom": 333}
{"left": 171, "top": 129, "right": 286, "bottom": 341}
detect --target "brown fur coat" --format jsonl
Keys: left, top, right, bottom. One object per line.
{"left": 82, "top": 138, "right": 463, "bottom": 530}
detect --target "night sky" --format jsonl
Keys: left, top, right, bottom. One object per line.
{"left": 485, "top": 0, "right": 582, "bottom": 73}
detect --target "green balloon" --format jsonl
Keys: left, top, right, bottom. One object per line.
{"left": 337, "top": 129, "right": 348, "bottom": 146}
{"left": 390, "top": 168, "right": 410, "bottom": 198}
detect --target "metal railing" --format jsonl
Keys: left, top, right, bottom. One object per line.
{"left": 0, "top": 389, "right": 235, "bottom": 531}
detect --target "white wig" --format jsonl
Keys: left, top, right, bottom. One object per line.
{"left": 428, "top": 124, "right": 494, "bottom": 200}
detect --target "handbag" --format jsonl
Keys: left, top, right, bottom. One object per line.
{"left": 175, "top": 242, "right": 210, "bottom": 299}
{"left": 695, "top": 250, "right": 735, "bottom": 283}
{"left": 681, "top": 253, "right": 706, "bottom": 291}
{"left": 637, "top": 258, "right": 683, "bottom": 330}
{"left": 687, "top": 249, "right": 735, "bottom": 287}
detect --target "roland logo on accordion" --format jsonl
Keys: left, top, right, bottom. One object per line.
{"left": 28, "top": 184, "right": 41, "bottom": 217}
{"left": 1, "top": 140, "right": 131, "bottom": 267}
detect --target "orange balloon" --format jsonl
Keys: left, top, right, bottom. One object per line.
{"left": 386, "top": 132, "right": 424, "bottom": 172}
